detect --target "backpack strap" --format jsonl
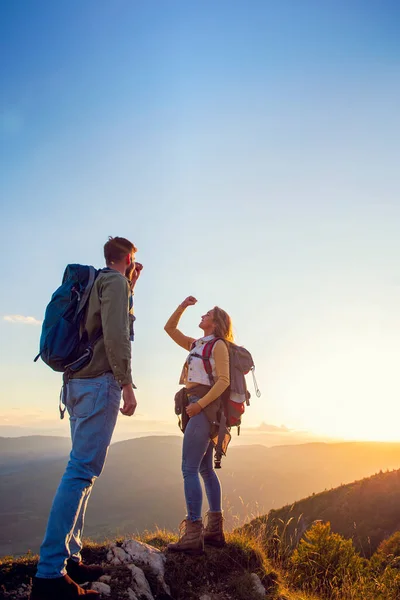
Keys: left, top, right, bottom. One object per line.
{"left": 77, "top": 266, "right": 97, "bottom": 315}
{"left": 202, "top": 337, "right": 221, "bottom": 386}
{"left": 214, "top": 411, "right": 228, "bottom": 469}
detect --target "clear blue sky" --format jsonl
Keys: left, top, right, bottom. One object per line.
{"left": 1, "top": 0, "right": 400, "bottom": 441}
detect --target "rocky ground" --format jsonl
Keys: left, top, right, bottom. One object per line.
{"left": 0, "top": 533, "right": 283, "bottom": 600}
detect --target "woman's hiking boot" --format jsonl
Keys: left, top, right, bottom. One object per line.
{"left": 203, "top": 511, "right": 226, "bottom": 547}
{"left": 167, "top": 518, "right": 204, "bottom": 555}
{"left": 66, "top": 559, "right": 104, "bottom": 583}
{"left": 30, "top": 574, "right": 100, "bottom": 599}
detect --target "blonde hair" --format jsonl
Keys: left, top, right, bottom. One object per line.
{"left": 213, "top": 306, "right": 234, "bottom": 342}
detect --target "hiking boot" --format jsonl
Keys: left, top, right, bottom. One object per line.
{"left": 167, "top": 519, "right": 204, "bottom": 555}
{"left": 66, "top": 559, "right": 104, "bottom": 583}
{"left": 204, "top": 511, "right": 226, "bottom": 547}
{"left": 30, "top": 574, "right": 100, "bottom": 599}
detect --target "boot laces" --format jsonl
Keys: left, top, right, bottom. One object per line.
{"left": 204, "top": 511, "right": 223, "bottom": 531}
{"left": 178, "top": 519, "right": 188, "bottom": 540}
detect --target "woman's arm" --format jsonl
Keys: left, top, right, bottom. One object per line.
{"left": 164, "top": 301, "right": 196, "bottom": 351}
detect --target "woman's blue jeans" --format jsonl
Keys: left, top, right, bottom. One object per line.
{"left": 36, "top": 373, "right": 121, "bottom": 579}
{"left": 182, "top": 396, "right": 222, "bottom": 521}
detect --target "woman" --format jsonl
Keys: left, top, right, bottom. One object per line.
{"left": 164, "top": 295, "right": 233, "bottom": 554}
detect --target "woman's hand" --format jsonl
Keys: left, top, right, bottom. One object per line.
{"left": 186, "top": 402, "right": 202, "bottom": 418}
{"left": 180, "top": 296, "right": 197, "bottom": 309}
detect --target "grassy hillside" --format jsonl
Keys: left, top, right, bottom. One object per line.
{"left": 2, "top": 525, "right": 400, "bottom": 600}
{"left": 5, "top": 468, "right": 400, "bottom": 599}
{"left": 0, "top": 532, "right": 320, "bottom": 600}
{"left": 247, "top": 468, "right": 400, "bottom": 555}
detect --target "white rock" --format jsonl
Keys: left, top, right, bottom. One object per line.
{"left": 122, "top": 539, "right": 166, "bottom": 574}
{"left": 98, "top": 575, "right": 111, "bottom": 583}
{"left": 127, "top": 589, "right": 139, "bottom": 600}
{"left": 106, "top": 548, "right": 121, "bottom": 565}
{"left": 121, "top": 539, "right": 170, "bottom": 595}
{"left": 128, "top": 564, "right": 154, "bottom": 600}
{"left": 199, "top": 595, "right": 212, "bottom": 600}
{"left": 251, "top": 573, "right": 266, "bottom": 596}
{"left": 106, "top": 544, "right": 131, "bottom": 564}
{"left": 91, "top": 581, "right": 111, "bottom": 596}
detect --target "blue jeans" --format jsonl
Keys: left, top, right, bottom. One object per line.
{"left": 182, "top": 396, "right": 222, "bottom": 521}
{"left": 36, "top": 373, "right": 121, "bottom": 579}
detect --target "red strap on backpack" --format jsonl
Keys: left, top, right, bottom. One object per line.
{"left": 202, "top": 338, "right": 221, "bottom": 385}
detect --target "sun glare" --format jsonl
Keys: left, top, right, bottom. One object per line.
{"left": 262, "top": 323, "right": 400, "bottom": 443}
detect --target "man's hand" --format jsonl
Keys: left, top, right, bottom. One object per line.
{"left": 186, "top": 402, "right": 202, "bottom": 418}
{"left": 131, "top": 262, "right": 143, "bottom": 290}
{"left": 180, "top": 296, "right": 197, "bottom": 309}
{"left": 120, "top": 384, "right": 137, "bottom": 416}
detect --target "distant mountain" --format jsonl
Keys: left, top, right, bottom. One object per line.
{"left": 2, "top": 436, "right": 400, "bottom": 556}
{"left": 0, "top": 435, "right": 71, "bottom": 474}
{"left": 0, "top": 422, "right": 331, "bottom": 446}
{"left": 249, "top": 468, "right": 400, "bottom": 555}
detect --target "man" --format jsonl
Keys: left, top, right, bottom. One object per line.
{"left": 31, "top": 236, "right": 141, "bottom": 599}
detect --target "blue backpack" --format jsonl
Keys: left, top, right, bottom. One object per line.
{"left": 34, "top": 264, "right": 100, "bottom": 373}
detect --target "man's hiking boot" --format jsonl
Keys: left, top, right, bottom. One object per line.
{"left": 167, "top": 518, "right": 204, "bottom": 555}
{"left": 204, "top": 511, "right": 226, "bottom": 547}
{"left": 30, "top": 574, "right": 99, "bottom": 599}
{"left": 66, "top": 559, "right": 104, "bottom": 583}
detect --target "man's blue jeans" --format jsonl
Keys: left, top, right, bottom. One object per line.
{"left": 182, "top": 396, "right": 222, "bottom": 521}
{"left": 36, "top": 373, "right": 121, "bottom": 579}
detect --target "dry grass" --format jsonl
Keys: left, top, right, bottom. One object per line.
{"left": 0, "top": 551, "right": 38, "bottom": 597}
{"left": 0, "top": 530, "right": 285, "bottom": 600}
{"left": 0, "top": 525, "right": 333, "bottom": 600}
{"left": 138, "top": 528, "right": 281, "bottom": 599}
{"left": 3, "top": 522, "right": 382, "bottom": 600}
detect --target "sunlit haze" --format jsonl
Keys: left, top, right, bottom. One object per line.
{"left": 1, "top": 1, "right": 399, "bottom": 444}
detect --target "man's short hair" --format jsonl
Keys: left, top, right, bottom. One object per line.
{"left": 104, "top": 236, "right": 137, "bottom": 265}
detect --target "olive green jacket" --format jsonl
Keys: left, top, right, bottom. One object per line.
{"left": 71, "top": 268, "right": 133, "bottom": 386}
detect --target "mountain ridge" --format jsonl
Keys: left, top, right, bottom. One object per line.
{"left": 247, "top": 467, "right": 400, "bottom": 555}
{"left": 3, "top": 435, "right": 400, "bottom": 556}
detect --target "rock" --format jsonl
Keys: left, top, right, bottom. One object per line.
{"left": 98, "top": 575, "right": 111, "bottom": 583}
{"left": 107, "top": 544, "right": 131, "bottom": 564}
{"left": 127, "top": 589, "right": 139, "bottom": 600}
{"left": 121, "top": 539, "right": 171, "bottom": 596}
{"left": 251, "top": 573, "right": 266, "bottom": 596}
{"left": 106, "top": 547, "right": 122, "bottom": 565}
{"left": 91, "top": 581, "right": 111, "bottom": 596}
{"left": 128, "top": 564, "right": 154, "bottom": 600}
{"left": 122, "top": 539, "right": 165, "bottom": 576}
{"left": 199, "top": 595, "right": 212, "bottom": 600}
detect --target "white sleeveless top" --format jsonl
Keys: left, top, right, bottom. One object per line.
{"left": 179, "top": 335, "right": 218, "bottom": 385}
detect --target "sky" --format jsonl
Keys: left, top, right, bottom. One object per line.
{"left": 1, "top": 0, "right": 400, "bottom": 443}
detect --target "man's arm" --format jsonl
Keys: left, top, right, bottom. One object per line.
{"left": 100, "top": 273, "right": 137, "bottom": 416}
{"left": 100, "top": 272, "right": 133, "bottom": 386}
